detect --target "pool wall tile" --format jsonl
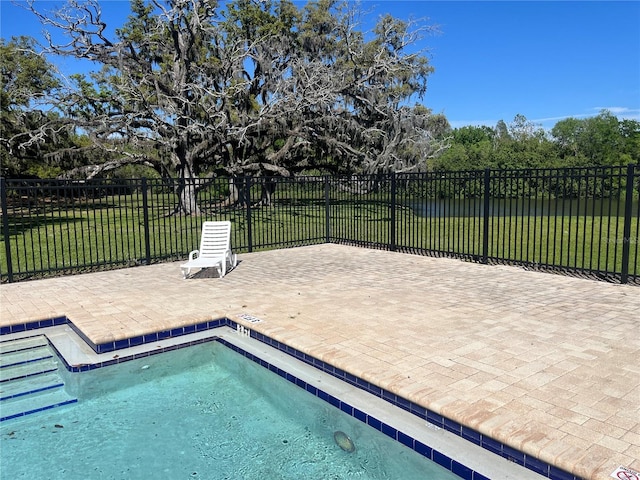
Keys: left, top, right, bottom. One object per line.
{"left": 503, "top": 444, "right": 525, "bottom": 466}
{"left": 382, "top": 390, "right": 395, "bottom": 403}
{"left": 481, "top": 435, "right": 503, "bottom": 455}
{"left": 339, "top": 402, "right": 353, "bottom": 416}
{"left": 143, "top": 333, "right": 158, "bottom": 343}
{"left": 398, "top": 431, "right": 413, "bottom": 449}
{"left": 1, "top": 326, "right": 13, "bottom": 335}
{"left": 328, "top": 395, "right": 341, "bottom": 409}
{"left": 367, "top": 415, "right": 382, "bottom": 432}
{"left": 462, "top": 427, "right": 481, "bottom": 445}
{"left": 1, "top": 316, "right": 583, "bottom": 480}
{"left": 396, "top": 396, "right": 411, "bottom": 411}
{"left": 453, "top": 460, "right": 474, "bottom": 480}
{"left": 381, "top": 422, "right": 397, "bottom": 440}
{"left": 369, "top": 384, "right": 382, "bottom": 396}
{"left": 170, "top": 327, "right": 184, "bottom": 337}
{"left": 426, "top": 410, "right": 445, "bottom": 428}
{"left": 434, "top": 449, "right": 452, "bottom": 469}
{"left": 414, "top": 439, "right": 433, "bottom": 459}
{"left": 472, "top": 472, "right": 490, "bottom": 480}
{"left": 157, "top": 330, "right": 171, "bottom": 340}
{"left": 445, "top": 418, "right": 462, "bottom": 435}
{"left": 353, "top": 408, "right": 367, "bottom": 423}
{"left": 526, "top": 456, "right": 551, "bottom": 476}
{"left": 1, "top": 316, "right": 68, "bottom": 335}
{"left": 410, "top": 403, "right": 427, "bottom": 419}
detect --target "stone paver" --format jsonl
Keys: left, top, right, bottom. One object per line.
{"left": 1, "top": 244, "right": 639, "bottom": 479}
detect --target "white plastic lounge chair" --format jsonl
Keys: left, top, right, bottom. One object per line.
{"left": 181, "top": 221, "right": 237, "bottom": 279}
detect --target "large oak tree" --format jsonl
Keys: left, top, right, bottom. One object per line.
{"left": 23, "top": 0, "right": 446, "bottom": 213}
{"left": 1, "top": 36, "right": 66, "bottom": 177}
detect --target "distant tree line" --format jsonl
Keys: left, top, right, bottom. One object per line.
{"left": 433, "top": 112, "right": 639, "bottom": 171}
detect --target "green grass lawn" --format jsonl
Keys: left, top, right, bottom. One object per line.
{"left": 336, "top": 201, "right": 638, "bottom": 273}
{"left": 1, "top": 190, "right": 638, "bottom": 282}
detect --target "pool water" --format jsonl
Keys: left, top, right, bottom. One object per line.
{"left": 0, "top": 341, "right": 460, "bottom": 479}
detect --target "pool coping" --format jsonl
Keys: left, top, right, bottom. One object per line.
{"left": 1, "top": 316, "right": 578, "bottom": 480}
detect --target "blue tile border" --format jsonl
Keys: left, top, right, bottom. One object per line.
{"left": 50, "top": 336, "right": 222, "bottom": 373}
{"left": 1, "top": 317, "right": 583, "bottom": 480}
{"left": 0, "top": 382, "right": 65, "bottom": 402}
{"left": 0, "top": 398, "right": 78, "bottom": 422}
{"left": 0, "top": 316, "right": 227, "bottom": 355}
{"left": 1, "top": 353, "right": 54, "bottom": 369}
{"left": 0, "top": 365, "right": 58, "bottom": 381}
{"left": 0, "top": 316, "right": 68, "bottom": 335}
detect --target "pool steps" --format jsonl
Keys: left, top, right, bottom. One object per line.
{"left": 0, "top": 335, "right": 77, "bottom": 422}
{"left": 1, "top": 345, "right": 55, "bottom": 370}
{"left": 0, "top": 334, "right": 49, "bottom": 352}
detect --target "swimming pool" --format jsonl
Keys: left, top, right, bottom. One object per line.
{"left": 0, "top": 324, "right": 549, "bottom": 480}
{"left": 1, "top": 338, "right": 466, "bottom": 479}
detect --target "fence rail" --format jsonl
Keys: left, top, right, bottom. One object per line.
{"left": 1, "top": 164, "right": 638, "bottom": 284}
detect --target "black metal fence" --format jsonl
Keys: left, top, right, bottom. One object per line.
{"left": 1, "top": 164, "right": 638, "bottom": 284}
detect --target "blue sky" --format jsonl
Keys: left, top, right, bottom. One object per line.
{"left": 2, "top": 0, "right": 639, "bottom": 130}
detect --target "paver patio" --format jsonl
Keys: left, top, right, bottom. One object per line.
{"left": 1, "top": 244, "right": 638, "bottom": 479}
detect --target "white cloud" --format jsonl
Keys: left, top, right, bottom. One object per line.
{"left": 529, "top": 114, "right": 590, "bottom": 125}
{"left": 532, "top": 108, "right": 640, "bottom": 126}
{"left": 592, "top": 106, "right": 632, "bottom": 115}
{"left": 448, "top": 107, "right": 640, "bottom": 130}
{"left": 448, "top": 119, "right": 497, "bottom": 129}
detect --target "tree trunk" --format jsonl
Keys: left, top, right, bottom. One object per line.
{"left": 176, "top": 164, "right": 201, "bottom": 216}
{"left": 258, "top": 178, "right": 277, "bottom": 206}
{"left": 209, "top": 176, "right": 251, "bottom": 209}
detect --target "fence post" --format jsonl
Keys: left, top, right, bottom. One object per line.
{"left": 324, "top": 175, "right": 331, "bottom": 243}
{"left": 141, "top": 178, "right": 152, "bottom": 265}
{"left": 245, "top": 177, "right": 253, "bottom": 253}
{"left": 1, "top": 178, "right": 14, "bottom": 282}
{"left": 482, "top": 168, "right": 491, "bottom": 264}
{"left": 390, "top": 172, "right": 397, "bottom": 251}
{"left": 620, "top": 163, "right": 636, "bottom": 284}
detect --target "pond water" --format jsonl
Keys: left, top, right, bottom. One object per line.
{"left": 407, "top": 198, "right": 637, "bottom": 218}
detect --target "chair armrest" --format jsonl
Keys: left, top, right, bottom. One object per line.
{"left": 188, "top": 250, "right": 199, "bottom": 261}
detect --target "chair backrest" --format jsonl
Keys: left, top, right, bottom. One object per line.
{"left": 198, "top": 221, "right": 231, "bottom": 258}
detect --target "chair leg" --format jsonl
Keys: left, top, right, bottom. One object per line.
{"left": 181, "top": 267, "right": 190, "bottom": 279}
{"left": 227, "top": 251, "right": 237, "bottom": 270}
